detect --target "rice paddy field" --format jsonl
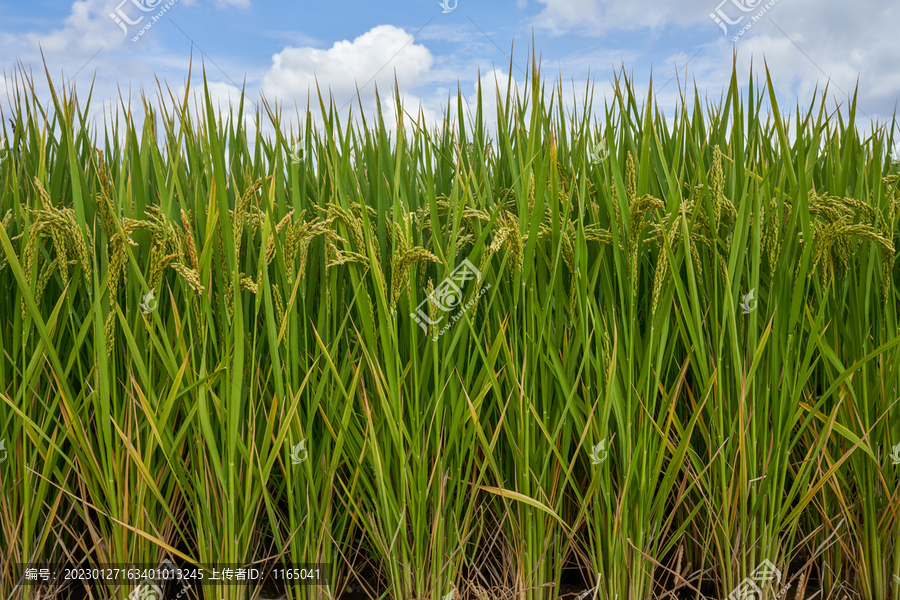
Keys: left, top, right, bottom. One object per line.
{"left": 1, "top": 59, "right": 900, "bottom": 600}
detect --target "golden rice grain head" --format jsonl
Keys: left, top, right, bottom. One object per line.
{"left": 426, "top": 278, "right": 438, "bottom": 335}
{"left": 284, "top": 220, "right": 301, "bottom": 278}
{"left": 390, "top": 247, "right": 440, "bottom": 311}
{"left": 609, "top": 179, "right": 621, "bottom": 227}
{"left": 33, "top": 177, "right": 51, "bottom": 206}
{"left": 232, "top": 177, "right": 264, "bottom": 258}
{"left": 172, "top": 262, "right": 205, "bottom": 293}
{"left": 625, "top": 152, "right": 636, "bottom": 204}
{"left": 328, "top": 203, "right": 366, "bottom": 253}
{"left": 19, "top": 226, "right": 37, "bottom": 293}
{"left": 630, "top": 245, "right": 640, "bottom": 297}
{"left": 149, "top": 250, "right": 180, "bottom": 290}
{"left": 107, "top": 243, "right": 127, "bottom": 300}
{"left": 240, "top": 275, "right": 258, "bottom": 294}
{"left": 842, "top": 196, "right": 877, "bottom": 221}
{"left": 191, "top": 297, "right": 202, "bottom": 333}
{"left": 477, "top": 252, "right": 490, "bottom": 284}
{"left": 266, "top": 210, "right": 295, "bottom": 261}
{"left": 461, "top": 208, "right": 490, "bottom": 223}
{"left": 297, "top": 235, "right": 313, "bottom": 280}
{"left": 181, "top": 209, "right": 200, "bottom": 271}
{"left": 651, "top": 249, "right": 668, "bottom": 313}
{"left": 48, "top": 228, "right": 70, "bottom": 290}
{"left": 94, "top": 150, "right": 117, "bottom": 237}
{"left": 509, "top": 223, "right": 524, "bottom": 276}
{"left": 226, "top": 279, "right": 234, "bottom": 317}
{"left": 35, "top": 256, "right": 58, "bottom": 307}
{"left": 272, "top": 283, "right": 285, "bottom": 332}
{"left": 690, "top": 236, "right": 704, "bottom": 280}
{"left": 528, "top": 171, "right": 536, "bottom": 218}
{"left": 104, "top": 310, "right": 117, "bottom": 356}
{"left": 327, "top": 249, "right": 369, "bottom": 267}
{"left": 489, "top": 227, "right": 510, "bottom": 254}
{"left": 711, "top": 145, "right": 725, "bottom": 227}
{"left": 68, "top": 216, "right": 93, "bottom": 283}
{"left": 560, "top": 229, "right": 575, "bottom": 277}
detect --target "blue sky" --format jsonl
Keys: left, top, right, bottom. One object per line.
{"left": 1, "top": 0, "right": 899, "bottom": 144}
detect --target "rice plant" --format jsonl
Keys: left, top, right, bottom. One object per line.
{"left": 0, "top": 56, "right": 899, "bottom": 600}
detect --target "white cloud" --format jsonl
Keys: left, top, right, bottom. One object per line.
{"left": 530, "top": 0, "right": 714, "bottom": 34}
{"left": 717, "top": 0, "right": 900, "bottom": 123}
{"left": 2, "top": 0, "right": 897, "bottom": 148}
{"left": 261, "top": 25, "right": 434, "bottom": 110}
{"left": 19, "top": 0, "right": 244, "bottom": 55}
{"left": 25, "top": 0, "right": 127, "bottom": 53}
{"left": 525, "top": 0, "right": 899, "bottom": 124}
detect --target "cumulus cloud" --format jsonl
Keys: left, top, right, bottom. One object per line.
{"left": 2, "top": 0, "right": 896, "bottom": 144}
{"left": 256, "top": 24, "right": 449, "bottom": 136}
{"left": 738, "top": 4, "right": 897, "bottom": 92}
{"left": 527, "top": 0, "right": 899, "bottom": 123}
{"left": 261, "top": 25, "right": 434, "bottom": 108}
{"left": 24, "top": 0, "right": 130, "bottom": 53}
{"left": 706, "top": 0, "right": 900, "bottom": 123}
